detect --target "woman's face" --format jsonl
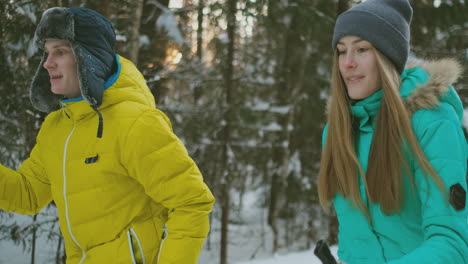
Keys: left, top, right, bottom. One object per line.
{"left": 337, "top": 36, "right": 381, "bottom": 100}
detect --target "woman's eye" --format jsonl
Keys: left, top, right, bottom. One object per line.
{"left": 357, "top": 47, "right": 368, "bottom": 53}
{"left": 337, "top": 50, "right": 346, "bottom": 55}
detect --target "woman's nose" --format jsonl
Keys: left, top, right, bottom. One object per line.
{"left": 344, "top": 53, "right": 356, "bottom": 68}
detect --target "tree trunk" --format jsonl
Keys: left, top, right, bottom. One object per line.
{"left": 99, "top": 0, "right": 111, "bottom": 17}
{"left": 139, "top": 0, "right": 170, "bottom": 98}
{"left": 337, "top": 0, "right": 350, "bottom": 15}
{"left": 328, "top": 207, "right": 339, "bottom": 245}
{"left": 268, "top": 173, "right": 281, "bottom": 252}
{"left": 267, "top": 7, "right": 305, "bottom": 252}
{"left": 220, "top": 183, "right": 230, "bottom": 264}
{"left": 268, "top": 108, "right": 295, "bottom": 253}
{"left": 194, "top": 0, "right": 204, "bottom": 102}
{"left": 266, "top": 0, "right": 312, "bottom": 250}
{"left": 30, "top": 214, "right": 37, "bottom": 264}
{"left": 196, "top": 0, "right": 204, "bottom": 60}
{"left": 89, "top": 0, "right": 111, "bottom": 18}
{"left": 206, "top": 211, "right": 212, "bottom": 250}
{"left": 220, "top": 0, "right": 237, "bottom": 263}
{"left": 56, "top": 235, "right": 63, "bottom": 264}
{"left": 284, "top": 201, "right": 290, "bottom": 248}
{"left": 129, "top": 0, "right": 145, "bottom": 64}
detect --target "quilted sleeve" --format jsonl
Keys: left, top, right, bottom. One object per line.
{"left": 0, "top": 137, "right": 51, "bottom": 215}
{"left": 388, "top": 114, "right": 468, "bottom": 264}
{"left": 121, "top": 109, "right": 215, "bottom": 264}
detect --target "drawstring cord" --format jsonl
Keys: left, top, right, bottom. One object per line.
{"left": 93, "top": 107, "right": 104, "bottom": 138}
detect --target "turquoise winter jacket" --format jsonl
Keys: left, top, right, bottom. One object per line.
{"left": 323, "top": 58, "right": 468, "bottom": 264}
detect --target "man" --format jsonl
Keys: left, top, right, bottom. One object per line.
{"left": 0, "top": 7, "right": 215, "bottom": 264}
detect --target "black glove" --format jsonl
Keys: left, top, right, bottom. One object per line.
{"left": 314, "top": 240, "right": 337, "bottom": 264}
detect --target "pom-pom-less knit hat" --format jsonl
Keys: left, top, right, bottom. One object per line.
{"left": 30, "top": 7, "right": 116, "bottom": 113}
{"left": 332, "top": 0, "right": 412, "bottom": 74}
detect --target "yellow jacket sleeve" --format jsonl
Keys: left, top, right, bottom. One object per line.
{"left": 121, "top": 109, "right": 215, "bottom": 264}
{"left": 0, "top": 142, "right": 51, "bottom": 215}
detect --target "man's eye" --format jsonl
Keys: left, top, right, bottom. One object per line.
{"left": 50, "top": 50, "right": 65, "bottom": 56}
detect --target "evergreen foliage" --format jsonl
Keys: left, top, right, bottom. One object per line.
{"left": 0, "top": 0, "right": 466, "bottom": 263}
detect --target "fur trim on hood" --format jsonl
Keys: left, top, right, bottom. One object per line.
{"left": 404, "top": 57, "right": 463, "bottom": 113}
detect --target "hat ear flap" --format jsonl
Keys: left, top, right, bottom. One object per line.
{"left": 72, "top": 44, "right": 104, "bottom": 108}
{"left": 30, "top": 53, "right": 62, "bottom": 112}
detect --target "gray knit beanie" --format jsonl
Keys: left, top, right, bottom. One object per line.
{"left": 332, "top": 0, "right": 412, "bottom": 74}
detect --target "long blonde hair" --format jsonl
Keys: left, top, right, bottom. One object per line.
{"left": 318, "top": 48, "right": 445, "bottom": 216}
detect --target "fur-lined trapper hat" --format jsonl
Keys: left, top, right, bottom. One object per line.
{"left": 30, "top": 7, "right": 116, "bottom": 112}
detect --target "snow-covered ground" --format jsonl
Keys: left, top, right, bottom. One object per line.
{"left": 0, "top": 238, "right": 57, "bottom": 264}
{"left": 235, "top": 246, "right": 338, "bottom": 264}
{"left": 0, "top": 235, "right": 338, "bottom": 264}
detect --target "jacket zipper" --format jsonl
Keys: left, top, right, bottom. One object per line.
{"left": 127, "top": 228, "right": 146, "bottom": 264}
{"left": 157, "top": 225, "right": 168, "bottom": 262}
{"left": 63, "top": 125, "right": 86, "bottom": 263}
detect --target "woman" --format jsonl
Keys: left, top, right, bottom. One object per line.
{"left": 318, "top": 0, "right": 468, "bottom": 263}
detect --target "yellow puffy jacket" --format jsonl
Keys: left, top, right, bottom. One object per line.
{"left": 0, "top": 56, "right": 215, "bottom": 264}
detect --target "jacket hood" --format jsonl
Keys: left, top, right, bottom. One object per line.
{"left": 101, "top": 55, "right": 156, "bottom": 110}
{"left": 403, "top": 57, "right": 464, "bottom": 122}
{"left": 61, "top": 55, "right": 156, "bottom": 112}
{"left": 59, "top": 55, "right": 156, "bottom": 138}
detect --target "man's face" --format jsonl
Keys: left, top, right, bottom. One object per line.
{"left": 43, "top": 39, "right": 81, "bottom": 99}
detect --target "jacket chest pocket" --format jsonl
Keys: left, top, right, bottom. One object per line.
{"left": 75, "top": 152, "right": 125, "bottom": 186}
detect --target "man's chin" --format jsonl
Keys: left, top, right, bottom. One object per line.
{"left": 50, "top": 88, "right": 64, "bottom": 96}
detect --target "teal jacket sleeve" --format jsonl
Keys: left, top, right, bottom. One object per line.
{"left": 388, "top": 113, "right": 468, "bottom": 263}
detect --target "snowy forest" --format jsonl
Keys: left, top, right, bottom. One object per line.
{"left": 0, "top": 0, "right": 467, "bottom": 263}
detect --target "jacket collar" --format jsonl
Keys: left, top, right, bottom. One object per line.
{"left": 61, "top": 99, "right": 95, "bottom": 121}
{"left": 351, "top": 90, "right": 383, "bottom": 132}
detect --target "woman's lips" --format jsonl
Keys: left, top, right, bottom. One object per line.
{"left": 346, "top": 75, "right": 364, "bottom": 84}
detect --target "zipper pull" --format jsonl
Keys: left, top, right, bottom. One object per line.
{"left": 162, "top": 225, "right": 168, "bottom": 239}
{"left": 61, "top": 102, "right": 71, "bottom": 119}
